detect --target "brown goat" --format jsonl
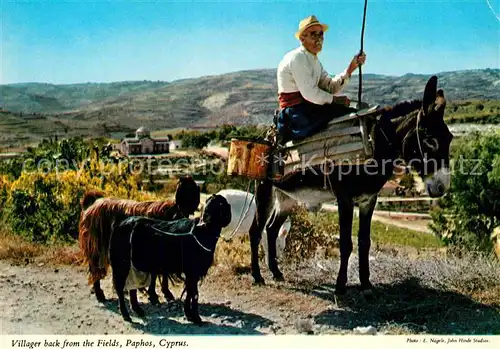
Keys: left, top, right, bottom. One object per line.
{"left": 78, "top": 176, "right": 200, "bottom": 303}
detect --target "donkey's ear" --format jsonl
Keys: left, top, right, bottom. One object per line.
{"left": 435, "top": 89, "right": 446, "bottom": 112}
{"left": 422, "top": 76, "right": 438, "bottom": 115}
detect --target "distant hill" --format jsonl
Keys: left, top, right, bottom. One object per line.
{"left": 0, "top": 68, "right": 499, "bottom": 147}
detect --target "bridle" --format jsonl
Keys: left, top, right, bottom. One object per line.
{"left": 415, "top": 109, "right": 427, "bottom": 161}
{"left": 401, "top": 108, "right": 427, "bottom": 163}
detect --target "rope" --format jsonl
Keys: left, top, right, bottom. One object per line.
{"left": 357, "top": 0, "right": 368, "bottom": 110}
{"left": 222, "top": 179, "right": 254, "bottom": 241}
{"left": 175, "top": 203, "right": 187, "bottom": 219}
{"left": 149, "top": 222, "right": 214, "bottom": 252}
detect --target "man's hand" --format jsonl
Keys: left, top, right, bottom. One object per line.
{"left": 332, "top": 95, "right": 351, "bottom": 107}
{"left": 347, "top": 52, "right": 367, "bottom": 75}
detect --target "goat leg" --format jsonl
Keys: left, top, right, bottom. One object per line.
{"left": 129, "top": 290, "right": 145, "bottom": 317}
{"left": 160, "top": 275, "right": 175, "bottom": 302}
{"left": 190, "top": 286, "right": 202, "bottom": 325}
{"left": 184, "top": 276, "right": 202, "bottom": 325}
{"left": 113, "top": 274, "right": 131, "bottom": 322}
{"left": 147, "top": 273, "right": 160, "bottom": 305}
{"left": 92, "top": 280, "right": 106, "bottom": 303}
{"left": 110, "top": 240, "right": 132, "bottom": 322}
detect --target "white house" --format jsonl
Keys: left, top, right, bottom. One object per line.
{"left": 169, "top": 140, "right": 183, "bottom": 151}
{"left": 120, "top": 127, "right": 170, "bottom": 155}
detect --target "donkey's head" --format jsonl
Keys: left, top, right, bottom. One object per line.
{"left": 401, "top": 76, "right": 453, "bottom": 197}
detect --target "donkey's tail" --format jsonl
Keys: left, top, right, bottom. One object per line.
{"left": 78, "top": 201, "right": 112, "bottom": 285}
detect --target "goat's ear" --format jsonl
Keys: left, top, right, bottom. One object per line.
{"left": 422, "top": 76, "right": 438, "bottom": 116}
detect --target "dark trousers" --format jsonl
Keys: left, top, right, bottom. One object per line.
{"left": 276, "top": 101, "right": 356, "bottom": 143}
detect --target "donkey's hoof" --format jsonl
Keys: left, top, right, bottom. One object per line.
{"left": 122, "top": 315, "right": 132, "bottom": 323}
{"left": 252, "top": 275, "right": 266, "bottom": 285}
{"left": 272, "top": 273, "right": 285, "bottom": 282}
{"left": 185, "top": 313, "right": 203, "bottom": 325}
{"left": 360, "top": 281, "right": 374, "bottom": 297}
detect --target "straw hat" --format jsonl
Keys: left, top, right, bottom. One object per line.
{"left": 295, "top": 15, "right": 329, "bottom": 39}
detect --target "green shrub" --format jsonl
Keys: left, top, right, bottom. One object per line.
{"left": 283, "top": 205, "right": 340, "bottom": 263}
{"left": 430, "top": 131, "right": 500, "bottom": 253}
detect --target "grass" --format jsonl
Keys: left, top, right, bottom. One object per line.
{"left": 367, "top": 219, "right": 442, "bottom": 249}
{"left": 0, "top": 224, "right": 81, "bottom": 266}
{"left": 313, "top": 210, "right": 443, "bottom": 249}
{"left": 445, "top": 100, "right": 500, "bottom": 125}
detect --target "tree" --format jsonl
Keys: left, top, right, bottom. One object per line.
{"left": 431, "top": 131, "right": 500, "bottom": 253}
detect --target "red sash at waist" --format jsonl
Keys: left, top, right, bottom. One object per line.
{"left": 278, "top": 91, "right": 304, "bottom": 109}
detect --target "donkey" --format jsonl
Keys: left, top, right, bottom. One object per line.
{"left": 249, "top": 76, "right": 453, "bottom": 295}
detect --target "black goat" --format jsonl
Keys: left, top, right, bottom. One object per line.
{"left": 109, "top": 194, "right": 231, "bottom": 324}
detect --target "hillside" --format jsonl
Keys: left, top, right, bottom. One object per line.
{"left": 0, "top": 69, "right": 499, "bottom": 148}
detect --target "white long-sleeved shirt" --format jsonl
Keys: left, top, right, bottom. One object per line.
{"left": 277, "top": 45, "right": 351, "bottom": 105}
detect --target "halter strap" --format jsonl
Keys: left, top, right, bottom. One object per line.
{"left": 415, "top": 109, "right": 426, "bottom": 161}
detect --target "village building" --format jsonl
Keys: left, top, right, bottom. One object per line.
{"left": 120, "top": 127, "right": 170, "bottom": 155}
{"left": 169, "top": 140, "right": 183, "bottom": 151}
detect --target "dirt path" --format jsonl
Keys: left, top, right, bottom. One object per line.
{"left": 0, "top": 260, "right": 330, "bottom": 335}
{"left": 1, "top": 252, "right": 499, "bottom": 336}
{"left": 321, "top": 203, "right": 432, "bottom": 233}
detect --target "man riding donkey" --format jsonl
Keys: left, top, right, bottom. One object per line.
{"left": 275, "top": 15, "right": 367, "bottom": 143}
{"left": 271, "top": 15, "right": 370, "bottom": 179}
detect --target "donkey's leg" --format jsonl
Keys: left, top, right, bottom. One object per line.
{"left": 357, "top": 194, "right": 377, "bottom": 294}
{"left": 335, "top": 196, "right": 354, "bottom": 295}
{"left": 249, "top": 218, "right": 265, "bottom": 284}
{"left": 92, "top": 279, "right": 106, "bottom": 303}
{"left": 266, "top": 213, "right": 288, "bottom": 281}
{"left": 249, "top": 181, "right": 273, "bottom": 285}
{"left": 147, "top": 273, "right": 160, "bottom": 305}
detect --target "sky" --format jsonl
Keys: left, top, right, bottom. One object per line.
{"left": 1, "top": 0, "right": 499, "bottom": 84}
